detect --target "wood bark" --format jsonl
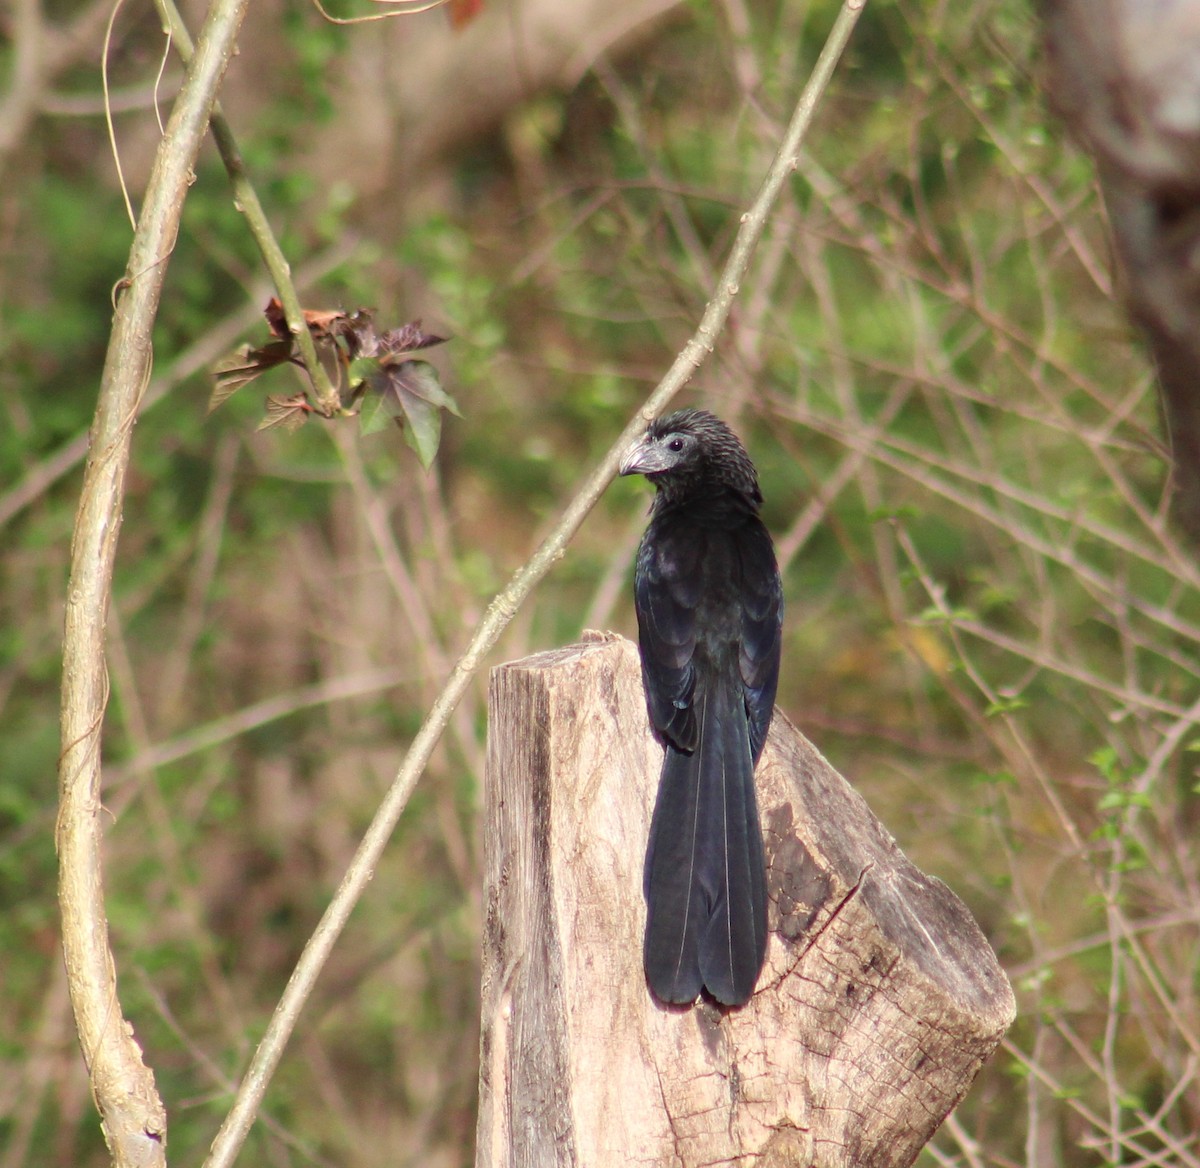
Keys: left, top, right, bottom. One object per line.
{"left": 56, "top": 0, "right": 248, "bottom": 1161}
{"left": 477, "top": 633, "right": 1014, "bottom": 1168}
{"left": 1043, "top": 0, "right": 1200, "bottom": 540}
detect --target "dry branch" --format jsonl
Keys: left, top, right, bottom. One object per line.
{"left": 56, "top": 0, "right": 249, "bottom": 1162}
{"left": 478, "top": 634, "right": 1014, "bottom": 1168}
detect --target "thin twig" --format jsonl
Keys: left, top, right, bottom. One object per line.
{"left": 103, "top": 667, "right": 410, "bottom": 789}
{"left": 309, "top": 0, "right": 448, "bottom": 25}
{"left": 102, "top": 0, "right": 137, "bottom": 229}
{"left": 153, "top": 0, "right": 342, "bottom": 415}
{"left": 202, "top": 2, "right": 866, "bottom": 1163}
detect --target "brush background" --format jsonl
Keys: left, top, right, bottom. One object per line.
{"left": 1, "top": 1, "right": 1197, "bottom": 1165}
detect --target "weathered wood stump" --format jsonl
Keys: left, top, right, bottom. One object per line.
{"left": 476, "top": 633, "right": 1014, "bottom": 1168}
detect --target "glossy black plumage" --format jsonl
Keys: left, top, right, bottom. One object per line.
{"left": 619, "top": 409, "right": 783, "bottom": 1006}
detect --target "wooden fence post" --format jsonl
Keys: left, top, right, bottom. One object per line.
{"left": 476, "top": 633, "right": 1015, "bottom": 1168}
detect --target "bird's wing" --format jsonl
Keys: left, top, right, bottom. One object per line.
{"left": 633, "top": 521, "right": 705, "bottom": 752}
{"left": 737, "top": 518, "right": 783, "bottom": 762}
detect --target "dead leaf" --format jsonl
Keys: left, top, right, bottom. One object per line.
{"left": 210, "top": 339, "right": 296, "bottom": 412}
{"left": 448, "top": 0, "right": 484, "bottom": 29}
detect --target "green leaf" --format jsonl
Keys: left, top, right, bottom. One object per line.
{"left": 968, "top": 769, "right": 1016, "bottom": 787}
{"left": 1088, "top": 746, "right": 1123, "bottom": 784}
{"left": 360, "top": 359, "right": 458, "bottom": 466}
{"left": 984, "top": 696, "right": 1028, "bottom": 717}
{"left": 1098, "top": 789, "right": 1151, "bottom": 812}
{"left": 915, "top": 605, "right": 977, "bottom": 626}
{"left": 347, "top": 356, "right": 376, "bottom": 391}
{"left": 399, "top": 391, "right": 442, "bottom": 470}
{"left": 358, "top": 390, "right": 396, "bottom": 437}
{"left": 868, "top": 503, "right": 920, "bottom": 522}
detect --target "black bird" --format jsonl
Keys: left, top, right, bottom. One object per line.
{"left": 619, "top": 408, "right": 783, "bottom": 1006}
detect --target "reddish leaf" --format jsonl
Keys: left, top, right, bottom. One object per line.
{"left": 377, "top": 320, "right": 448, "bottom": 356}
{"left": 374, "top": 359, "right": 458, "bottom": 414}
{"left": 448, "top": 0, "right": 484, "bottom": 28}
{"left": 263, "top": 297, "right": 352, "bottom": 340}
{"left": 263, "top": 297, "right": 290, "bottom": 338}
{"left": 210, "top": 338, "right": 296, "bottom": 412}
{"left": 257, "top": 393, "right": 313, "bottom": 432}
{"left": 334, "top": 313, "right": 447, "bottom": 361}
{"left": 332, "top": 310, "right": 379, "bottom": 360}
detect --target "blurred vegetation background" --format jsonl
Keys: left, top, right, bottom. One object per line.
{"left": 3, "top": 0, "right": 1198, "bottom": 1164}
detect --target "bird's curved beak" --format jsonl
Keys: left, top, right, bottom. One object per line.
{"left": 619, "top": 436, "right": 669, "bottom": 477}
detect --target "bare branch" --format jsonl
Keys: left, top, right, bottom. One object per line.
{"left": 56, "top": 0, "right": 250, "bottom": 1161}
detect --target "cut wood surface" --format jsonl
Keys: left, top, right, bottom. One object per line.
{"left": 476, "top": 633, "right": 1015, "bottom": 1168}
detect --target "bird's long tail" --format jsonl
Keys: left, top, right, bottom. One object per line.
{"left": 643, "top": 677, "right": 767, "bottom": 1006}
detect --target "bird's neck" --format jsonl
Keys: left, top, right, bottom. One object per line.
{"left": 653, "top": 482, "right": 759, "bottom": 524}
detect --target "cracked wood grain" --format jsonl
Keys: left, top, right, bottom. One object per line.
{"left": 477, "top": 634, "right": 1014, "bottom": 1168}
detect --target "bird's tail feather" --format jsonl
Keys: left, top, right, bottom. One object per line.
{"left": 643, "top": 679, "right": 767, "bottom": 1006}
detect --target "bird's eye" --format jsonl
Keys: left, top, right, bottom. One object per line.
{"left": 668, "top": 437, "right": 685, "bottom": 452}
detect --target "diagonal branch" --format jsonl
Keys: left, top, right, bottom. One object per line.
{"left": 202, "top": 1, "right": 867, "bottom": 1164}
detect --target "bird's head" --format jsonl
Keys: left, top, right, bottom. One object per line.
{"left": 619, "top": 408, "right": 762, "bottom": 506}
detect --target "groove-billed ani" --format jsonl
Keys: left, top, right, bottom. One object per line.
{"left": 619, "top": 408, "right": 782, "bottom": 1006}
